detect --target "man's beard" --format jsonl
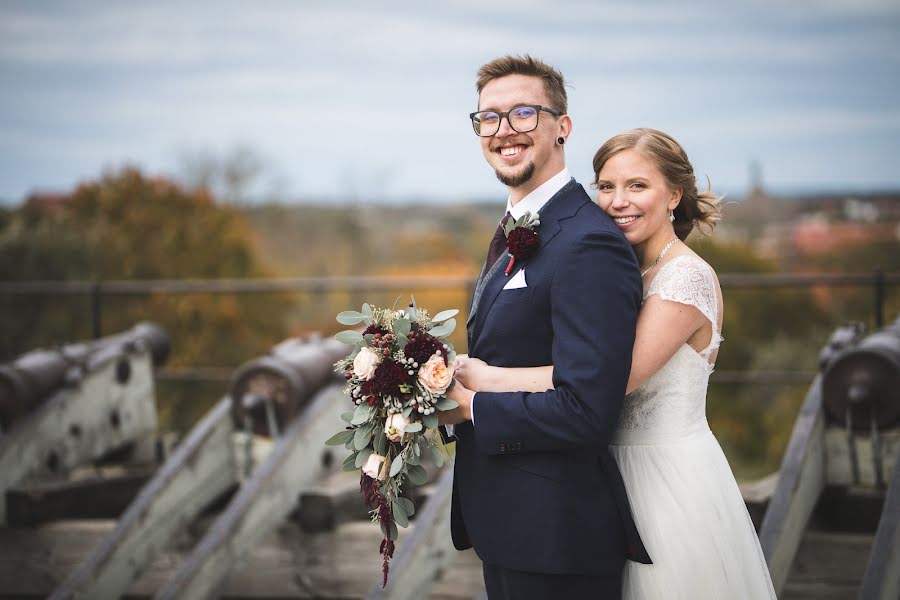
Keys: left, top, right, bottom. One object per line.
{"left": 494, "top": 161, "right": 535, "bottom": 188}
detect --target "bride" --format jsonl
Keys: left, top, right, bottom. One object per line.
{"left": 452, "top": 128, "right": 776, "bottom": 599}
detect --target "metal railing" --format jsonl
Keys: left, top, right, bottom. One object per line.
{"left": 2, "top": 271, "right": 898, "bottom": 383}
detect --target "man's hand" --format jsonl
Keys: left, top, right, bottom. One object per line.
{"left": 439, "top": 378, "right": 475, "bottom": 425}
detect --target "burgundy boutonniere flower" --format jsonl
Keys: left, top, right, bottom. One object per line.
{"left": 504, "top": 211, "right": 540, "bottom": 275}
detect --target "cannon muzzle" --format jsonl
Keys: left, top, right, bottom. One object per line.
{"left": 0, "top": 322, "right": 169, "bottom": 428}
{"left": 823, "top": 316, "right": 900, "bottom": 430}
{"left": 230, "top": 335, "right": 347, "bottom": 436}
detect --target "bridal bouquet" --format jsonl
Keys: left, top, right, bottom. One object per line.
{"left": 325, "top": 299, "right": 458, "bottom": 586}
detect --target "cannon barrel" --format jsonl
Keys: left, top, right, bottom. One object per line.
{"left": 823, "top": 315, "right": 900, "bottom": 430}
{"left": 0, "top": 322, "right": 169, "bottom": 428}
{"left": 230, "top": 334, "right": 348, "bottom": 436}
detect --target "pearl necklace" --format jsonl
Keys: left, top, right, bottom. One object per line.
{"left": 641, "top": 237, "right": 679, "bottom": 278}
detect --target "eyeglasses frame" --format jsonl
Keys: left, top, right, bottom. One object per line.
{"left": 469, "top": 104, "right": 563, "bottom": 137}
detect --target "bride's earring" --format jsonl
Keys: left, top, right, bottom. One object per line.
{"left": 669, "top": 209, "right": 675, "bottom": 222}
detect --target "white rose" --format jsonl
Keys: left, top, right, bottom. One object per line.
{"left": 418, "top": 353, "right": 452, "bottom": 395}
{"left": 353, "top": 347, "right": 382, "bottom": 380}
{"left": 361, "top": 452, "right": 386, "bottom": 480}
{"left": 384, "top": 413, "right": 410, "bottom": 443}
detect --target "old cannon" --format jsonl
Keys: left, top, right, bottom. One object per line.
{"left": 230, "top": 334, "right": 347, "bottom": 437}
{"left": 0, "top": 322, "right": 169, "bottom": 429}
{"left": 0, "top": 323, "right": 169, "bottom": 524}
{"left": 760, "top": 316, "right": 900, "bottom": 599}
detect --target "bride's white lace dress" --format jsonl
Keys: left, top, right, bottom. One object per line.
{"left": 610, "top": 254, "right": 776, "bottom": 599}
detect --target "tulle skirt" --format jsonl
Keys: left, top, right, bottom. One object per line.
{"left": 609, "top": 427, "right": 776, "bottom": 599}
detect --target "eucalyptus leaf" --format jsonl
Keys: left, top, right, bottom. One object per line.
{"left": 392, "top": 500, "right": 409, "bottom": 527}
{"left": 362, "top": 303, "right": 373, "bottom": 317}
{"left": 355, "top": 448, "right": 373, "bottom": 468}
{"left": 336, "top": 311, "right": 367, "bottom": 325}
{"left": 432, "top": 309, "right": 459, "bottom": 323}
{"left": 422, "top": 412, "right": 438, "bottom": 430}
{"left": 429, "top": 319, "right": 456, "bottom": 337}
{"left": 342, "top": 452, "right": 359, "bottom": 472}
{"left": 353, "top": 426, "right": 372, "bottom": 451}
{"left": 393, "top": 318, "right": 411, "bottom": 337}
{"left": 434, "top": 398, "right": 459, "bottom": 411}
{"left": 397, "top": 497, "right": 415, "bottom": 516}
{"left": 431, "top": 444, "right": 444, "bottom": 467}
{"left": 324, "top": 429, "right": 354, "bottom": 446}
{"left": 351, "top": 404, "right": 372, "bottom": 425}
{"left": 406, "top": 451, "right": 420, "bottom": 466}
{"left": 340, "top": 411, "right": 354, "bottom": 423}
{"left": 335, "top": 330, "right": 364, "bottom": 345}
{"left": 389, "top": 453, "right": 404, "bottom": 477}
{"left": 402, "top": 406, "right": 413, "bottom": 418}
{"left": 374, "top": 430, "right": 388, "bottom": 455}
{"left": 407, "top": 464, "right": 428, "bottom": 485}
{"left": 404, "top": 421, "right": 423, "bottom": 434}
{"left": 396, "top": 333, "right": 408, "bottom": 349}
{"left": 380, "top": 519, "right": 399, "bottom": 541}
{"left": 412, "top": 441, "right": 421, "bottom": 457}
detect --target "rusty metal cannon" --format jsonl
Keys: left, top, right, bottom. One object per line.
{"left": 230, "top": 334, "right": 347, "bottom": 437}
{"left": 0, "top": 323, "right": 169, "bottom": 524}
{"left": 0, "top": 322, "right": 169, "bottom": 429}
{"left": 760, "top": 316, "right": 900, "bottom": 599}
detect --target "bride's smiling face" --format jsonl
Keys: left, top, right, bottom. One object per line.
{"left": 595, "top": 149, "right": 681, "bottom": 248}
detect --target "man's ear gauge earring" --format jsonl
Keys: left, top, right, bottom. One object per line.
{"left": 557, "top": 137, "right": 566, "bottom": 145}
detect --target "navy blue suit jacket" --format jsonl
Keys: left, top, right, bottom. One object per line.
{"left": 451, "top": 179, "right": 652, "bottom": 575}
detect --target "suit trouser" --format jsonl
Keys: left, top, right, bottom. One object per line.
{"left": 482, "top": 562, "right": 623, "bottom": 600}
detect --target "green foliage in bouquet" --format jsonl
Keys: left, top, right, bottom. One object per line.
{"left": 325, "top": 298, "right": 458, "bottom": 586}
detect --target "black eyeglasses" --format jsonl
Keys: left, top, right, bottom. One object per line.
{"left": 469, "top": 104, "right": 562, "bottom": 137}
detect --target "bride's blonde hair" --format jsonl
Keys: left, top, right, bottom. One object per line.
{"left": 592, "top": 128, "right": 722, "bottom": 241}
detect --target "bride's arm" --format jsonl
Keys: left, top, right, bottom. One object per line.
{"left": 456, "top": 296, "right": 707, "bottom": 396}
{"left": 625, "top": 295, "right": 708, "bottom": 393}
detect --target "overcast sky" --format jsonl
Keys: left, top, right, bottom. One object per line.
{"left": 2, "top": 0, "right": 899, "bottom": 204}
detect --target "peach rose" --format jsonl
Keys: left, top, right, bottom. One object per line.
{"left": 361, "top": 452, "right": 386, "bottom": 480}
{"left": 384, "top": 413, "right": 410, "bottom": 443}
{"left": 353, "top": 347, "right": 382, "bottom": 380}
{"left": 418, "top": 353, "right": 452, "bottom": 395}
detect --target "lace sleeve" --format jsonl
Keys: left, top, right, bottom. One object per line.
{"left": 645, "top": 255, "right": 719, "bottom": 328}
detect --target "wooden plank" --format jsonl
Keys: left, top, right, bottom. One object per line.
{"left": 6, "top": 465, "right": 154, "bottom": 525}
{"left": 758, "top": 375, "right": 827, "bottom": 595}
{"left": 0, "top": 351, "right": 158, "bottom": 523}
{"left": 152, "top": 384, "right": 348, "bottom": 599}
{"left": 365, "top": 465, "right": 459, "bottom": 600}
{"left": 786, "top": 530, "right": 873, "bottom": 585}
{"left": 860, "top": 455, "right": 900, "bottom": 600}
{"left": 49, "top": 396, "right": 238, "bottom": 600}
{"left": 0, "top": 518, "right": 486, "bottom": 599}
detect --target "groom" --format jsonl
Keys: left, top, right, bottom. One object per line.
{"left": 441, "top": 55, "right": 651, "bottom": 598}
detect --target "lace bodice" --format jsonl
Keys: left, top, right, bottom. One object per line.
{"left": 613, "top": 255, "right": 723, "bottom": 445}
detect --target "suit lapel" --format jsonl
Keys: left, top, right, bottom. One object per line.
{"left": 468, "top": 179, "right": 585, "bottom": 346}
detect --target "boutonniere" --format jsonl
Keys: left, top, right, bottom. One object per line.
{"left": 504, "top": 211, "right": 540, "bottom": 275}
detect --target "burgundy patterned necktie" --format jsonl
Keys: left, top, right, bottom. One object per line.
{"left": 485, "top": 212, "right": 512, "bottom": 270}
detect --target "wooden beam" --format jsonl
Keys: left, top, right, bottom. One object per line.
{"left": 152, "top": 384, "right": 347, "bottom": 599}
{"left": 365, "top": 463, "right": 457, "bottom": 600}
{"left": 0, "top": 350, "right": 158, "bottom": 523}
{"left": 860, "top": 455, "right": 900, "bottom": 600}
{"left": 758, "top": 375, "right": 827, "bottom": 595}
{"left": 49, "top": 396, "right": 238, "bottom": 600}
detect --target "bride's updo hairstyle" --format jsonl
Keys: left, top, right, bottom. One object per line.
{"left": 592, "top": 128, "right": 722, "bottom": 241}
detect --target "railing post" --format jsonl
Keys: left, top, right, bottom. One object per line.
{"left": 91, "top": 280, "right": 102, "bottom": 339}
{"left": 874, "top": 270, "right": 885, "bottom": 329}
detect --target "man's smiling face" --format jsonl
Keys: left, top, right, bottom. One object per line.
{"left": 477, "top": 74, "right": 565, "bottom": 196}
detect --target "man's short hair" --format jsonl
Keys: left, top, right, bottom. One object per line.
{"left": 476, "top": 54, "right": 568, "bottom": 114}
